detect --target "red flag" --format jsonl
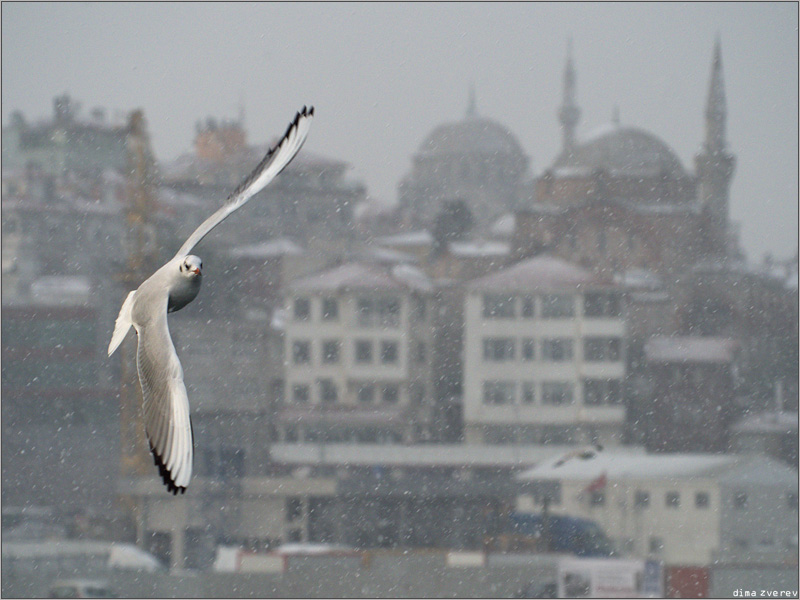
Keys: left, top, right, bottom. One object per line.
{"left": 584, "top": 472, "right": 607, "bottom": 493}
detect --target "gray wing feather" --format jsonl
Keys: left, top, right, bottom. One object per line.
{"left": 135, "top": 297, "right": 193, "bottom": 493}
{"left": 173, "top": 106, "right": 314, "bottom": 260}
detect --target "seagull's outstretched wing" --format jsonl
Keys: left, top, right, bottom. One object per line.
{"left": 173, "top": 106, "right": 314, "bottom": 259}
{"left": 135, "top": 297, "right": 193, "bottom": 494}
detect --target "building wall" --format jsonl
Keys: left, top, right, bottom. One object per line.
{"left": 462, "top": 290, "right": 626, "bottom": 445}
{"left": 282, "top": 288, "right": 433, "bottom": 442}
{"left": 519, "top": 477, "right": 722, "bottom": 565}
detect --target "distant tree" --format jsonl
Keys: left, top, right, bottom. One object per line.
{"left": 432, "top": 199, "right": 474, "bottom": 254}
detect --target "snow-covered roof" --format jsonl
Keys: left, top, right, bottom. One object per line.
{"left": 357, "top": 246, "right": 417, "bottom": 265}
{"left": 376, "top": 230, "right": 434, "bottom": 247}
{"left": 467, "top": 255, "right": 608, "bottom": 292}
{"left": 269, "top": 443, "right": 630, "bottom": 468}
{"left": 731, "top": 411, "right": 798, "bottom": 434}
{"left": 644, "top": 336, "right": 739, "bottom": 364}
{"left": 449, "top": 240, "right": 510, "bottom": 258}
{"left": 228, "top": 238, "right": 304, "bottom": 259}
{"left": 288, "top": 261, "right": 432, "bottom": 294}
{"left": 489, "top": 213, "right": 516, "bottom": 238}
{"left": 517, "top": 452, "right": 793, "bottom": 484}
{"left": 614, "top": 268, "right": 664, "bottom": 291}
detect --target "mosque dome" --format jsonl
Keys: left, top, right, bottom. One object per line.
{"left": 418, "top": 114, "right": 526, "bottom": 159}
{"left": 554, "top": 122, "right": 687, "bottom": 178}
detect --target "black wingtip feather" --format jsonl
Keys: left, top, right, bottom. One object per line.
{"left": 150, "top": 442, "right": 187, "bottom": 495}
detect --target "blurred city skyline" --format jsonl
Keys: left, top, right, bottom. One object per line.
{"left": 2, "top": 2, "right": 797, "bottom": 260}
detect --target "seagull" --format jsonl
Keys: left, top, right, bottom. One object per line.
{"left": 553, "top": 443, "right": 603, "bottom": 468}
{"left": 108, "top": 106, "right": 314, "bottom": 494}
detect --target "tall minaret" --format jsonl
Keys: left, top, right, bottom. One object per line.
{"left": 558, "top": 38, "right": 581, "bottom": 160}
{"left": 695, "top": 37, "right": 736, "bottom": 258}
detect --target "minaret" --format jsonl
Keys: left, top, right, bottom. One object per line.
{"left": 695, "top": 36, "right": 736, "bottom": 259}
{"left": 558, "top": 38, "right": 581, "bottom": 160}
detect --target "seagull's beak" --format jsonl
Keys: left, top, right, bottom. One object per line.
{"left": 192, "top": 267, "right": 201, "bottom": 275}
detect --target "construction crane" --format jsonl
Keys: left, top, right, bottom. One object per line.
{"left": 117, "top": 110, "right": 160, "bottom": 542}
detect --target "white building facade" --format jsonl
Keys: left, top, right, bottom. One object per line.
{"left": 462, "top": 256, "right": 626, "bottom": 445}
{"left": 280, "top": 262, "right": 435, "bottom": 443}
{"left": 517, "top": 453, "right": 798, "bottom": 566}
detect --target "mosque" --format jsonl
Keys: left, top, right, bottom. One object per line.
{"left": 396, "top": 39, "right": 738, "bottom": 278}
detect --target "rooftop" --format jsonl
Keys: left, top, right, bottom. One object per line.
{"left": 467, "top": 254, "right": 608, "bottom": 292}
{"left": 518, "top": 452, "right": 796, "bottom": 485}
{"left": 288, "top": 261, "right": 432, "bottom": 294}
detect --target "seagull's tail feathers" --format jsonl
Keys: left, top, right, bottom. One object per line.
{"left": 108, "top": 291, "right": 136, "bottom": 356}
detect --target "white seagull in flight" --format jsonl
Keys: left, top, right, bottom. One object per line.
{"left": 108, "top": 106, "right": 314, "bottom": 494}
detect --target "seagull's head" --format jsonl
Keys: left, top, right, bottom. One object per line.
{"left": 179, "top": 255, "right": 202, "bottom": 278}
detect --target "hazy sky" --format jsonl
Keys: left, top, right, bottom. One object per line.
{"left": 3, "top": 2, "right": 797, "bottom": 261}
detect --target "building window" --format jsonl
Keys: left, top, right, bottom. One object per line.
{"left": 292, "top": 384, "right": 310, "bottom": 403}
{"left": 590, "top": 491, "right": 605, "bottom": 506}
{"left": 414, "top": 341, "right": 426, "bottom": 364}
{"left": 522, "top": 339, "right": 536, "bottom": 361}
{"left": 272, "top": 378, "right": 285, "bottom": 403}
{"left": 522, "top": 296, "right": 535, "bottom": 318}
{"left": 381, "top": 340, "right": 399, "bottom": 364}
{"left": 355, "top": 340, "right": 373, "bottom": 363}
{"left": 322, "top": 297, "right": 338, "bottom": 320}
{"left": 541, "top": 294, "right": 574, "bottom": 318}
{"left": 734, "top": 492, "right": 748, "bottom": 510}
{"left": 635, "top": 491, "right": 650, "bottom": 509}
{"left": 666, "top": 492, "right": 680, "bottom": 508}
{"left": 541, "top": 382, "right": 573, "bottom": 405}
{"left": 584, "top": 292, "right": 622, "bottom": 318}
{"left": 358, "top": 384, "right": 374, "bottom": 403}
{"left": 294, "top": 297, "right": 310, "bottom": 321}
{"left": 542, "top": 338, "right": 573, "bottom": 361}
{"left": 382, "top": 384, "right": 399, "bottom": 404}
{"left": 322, "top": 340, "right": 340, "bottom": 364}
{"left": 583, "top": 379, "right": 622, "bottom": 405}
{"left": 584, "top": 337, "right": 622, "bottom": 361}
{"left": 286, "top": 497, "right": 303, "bottom": 523}
{"left": 292, "top": 340, "right": 311, "bottom": 364}
{"left": 378, "top": 297, "right": 401, "bottom": 327}
{"left": 483, "top": 381, "right": 515, "bottom": 405}
{"left": 483, "top": 338, "right": 516, "bottom": 361}
{"left": 695, "top": 492, "right": 710, "bottom": 509}
{"left": 357, "top": 298, "right": 375, "bottom": 327}
{"left": 649, "top": 537, "right": 664, "bottom": 553}
{"left": 483, "top": 294, "right": 516, "bottom": 319}
{"left": 319, "top": 379, "right": 337, "bottom": 403}
{"left": 522, "top": 382, "right": 536, "bottom": 404}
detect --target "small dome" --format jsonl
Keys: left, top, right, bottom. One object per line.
{"left": 556, "top": 123, "right": 686, "bottom": 178}
{"left": 418, "top": 115, "right": 525, "bottom": 158}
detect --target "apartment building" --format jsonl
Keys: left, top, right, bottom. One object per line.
{"left": 280, "top": 262, "right": 435, "bottom": 443}
{"left": 462, "top": 255, "right": 626, "bottom": 445}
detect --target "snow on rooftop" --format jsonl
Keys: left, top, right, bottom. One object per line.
{"left": 449, "top": 240, "right": 510, "bottom": 257}
{"left": 468, "top": 254, "right": 606, "bottom": 292}
{"left": 518, "top": 452, "right": 745, "bottom": 483}
{"left": 269, "top": 443, "right": 618, "bottom": 468}
{"left": 228, "top": 238, "right": 304, "bottom": 259}
{"left": 732, "top": 411, "right": 798, "bottom": 434}
{"left": 376, "top": 230, "right": 434, "bottom": 247}
{"left": 289, "top": 261, "right": 431, "bottom": 294}
{"left": 489, "top": 213, "right": 516, "bottom": 238}
{"left": 644, "top": 336, "right": 739, "bottom": 363}
{"left": 614, "top": 268, "right": 664, "bottom": 290}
